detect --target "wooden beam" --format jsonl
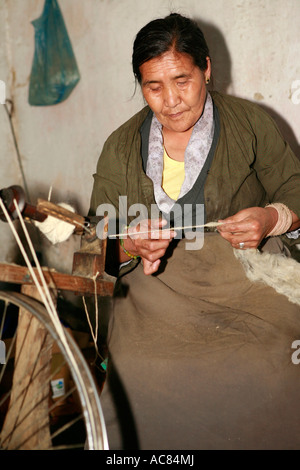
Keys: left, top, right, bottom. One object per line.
{"left": 0, "top": 263, "right": 114, "bottom": 297}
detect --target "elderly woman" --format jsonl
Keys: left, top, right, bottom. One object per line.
{"left": 89, "top": 13, "right": 300, "bottom": 450}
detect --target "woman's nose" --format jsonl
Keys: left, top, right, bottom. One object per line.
{"left": 163, "top": 86, "right": 181, "bottom": 108}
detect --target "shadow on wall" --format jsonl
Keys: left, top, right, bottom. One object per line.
{"left": 195, "top": 18, "right": 232, "bottom": 94}
{"left": 258, "top": 103, "right": 300, "bottom": 161}
{"left": 196, "top": 18, "right": 300, "bottom": 162}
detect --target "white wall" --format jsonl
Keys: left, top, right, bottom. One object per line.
{"left": 0, "top": 0, "right": 299, "bottom": 273}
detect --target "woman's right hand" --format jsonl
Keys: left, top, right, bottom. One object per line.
{"left": 119, "top": 219, "right": 176, "bottom": 275}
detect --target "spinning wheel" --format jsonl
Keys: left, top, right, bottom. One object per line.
{"left": 0, "top": 186, "right": 115, "bottom": 450}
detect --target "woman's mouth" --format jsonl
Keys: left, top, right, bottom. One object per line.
{"left": 168, "top": 111, "right": 183, "bottom": 119}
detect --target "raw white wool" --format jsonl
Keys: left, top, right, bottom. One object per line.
{"left": 34, "top": 203, "right": 75, "bottom": 244}
{"left": 234, "top": 247, "right": 300, "bottom": 306}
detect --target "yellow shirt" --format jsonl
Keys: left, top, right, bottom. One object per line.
{"left": 161, "top": 147, "right": 185, "bottom": 201}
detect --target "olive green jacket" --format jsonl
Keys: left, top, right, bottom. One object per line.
{"left": 89, "top": 91, "right": 300, "bottom": 273}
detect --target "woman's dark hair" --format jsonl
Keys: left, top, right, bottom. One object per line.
{"left": 132, "top": 13, "right": 210, "bottom": 84}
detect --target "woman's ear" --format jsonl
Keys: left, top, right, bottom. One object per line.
{"left": 205, "top": 56, "right": 212, "bottom": 83}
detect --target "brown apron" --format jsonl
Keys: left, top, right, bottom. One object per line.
{"left": 101, "top": 233, "right": 300, "bottom": 450}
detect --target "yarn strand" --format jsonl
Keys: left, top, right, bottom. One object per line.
{"left": 109, "top": 221, "right": 223, "bottom": 238}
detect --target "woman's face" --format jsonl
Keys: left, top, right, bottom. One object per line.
{"left": 140, "top": 50, "right": 210, "bottom": 134}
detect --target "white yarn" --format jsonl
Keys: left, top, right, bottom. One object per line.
{"left": 234, "top": 248, "right": 300, "bottom": 306}
{"left": 34, "top": 202, "right": 75, "bottom": 244}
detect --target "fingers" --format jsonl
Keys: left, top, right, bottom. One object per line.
{"left": 138, "top": 239, "right": 170, "bottom": 275}
{"left": 127, "top": 218, "right": 175, "bottom": 240}
{"left": 218, "top": 224, "right": 262, "bottom": 249}
{"left": 142, "top": 259, "right": 161, "bottom": 275}
{"left": 218, "top": 217, "right": 261, "bottom": 235}
{"left": 124, "top": 218, "right": 176, "bottom": 275}
{"left": 230, "top": 239, "right": 257, "bottom": 250}
{"left": 134, "top": 235, "right": 174, "bottom": 261}
{"left": 217, "top": 208, "right": 269, "bottom": 249}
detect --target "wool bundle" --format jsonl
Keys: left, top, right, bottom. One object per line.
{"left": 234, "top": 247, "right": 300, "bottom": 306}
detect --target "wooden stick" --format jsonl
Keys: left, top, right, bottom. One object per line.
{"left": 36, "top": 199, "right": 86, "bottom": 230}
{"left": 0, "top": 263, "right": 114, "bottom": 296}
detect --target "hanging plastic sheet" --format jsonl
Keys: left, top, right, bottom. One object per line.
{"left": 28, "top": 0, "right": 80, "bottom": 106}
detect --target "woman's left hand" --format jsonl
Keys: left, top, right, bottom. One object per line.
{"left": 217, "top": 206, "right": 278, "bottom": 249}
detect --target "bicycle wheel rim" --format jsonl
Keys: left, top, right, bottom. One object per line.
{"left": 0, "top": 290, "right": 108, "bottom": 450}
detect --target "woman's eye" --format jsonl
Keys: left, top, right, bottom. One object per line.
{"left": 150, "top": 87, "right": 161, "bottom": 92}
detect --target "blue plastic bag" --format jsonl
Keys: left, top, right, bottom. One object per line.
{"left": 29, "top": 0, "right": 80, "bottom": 106}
